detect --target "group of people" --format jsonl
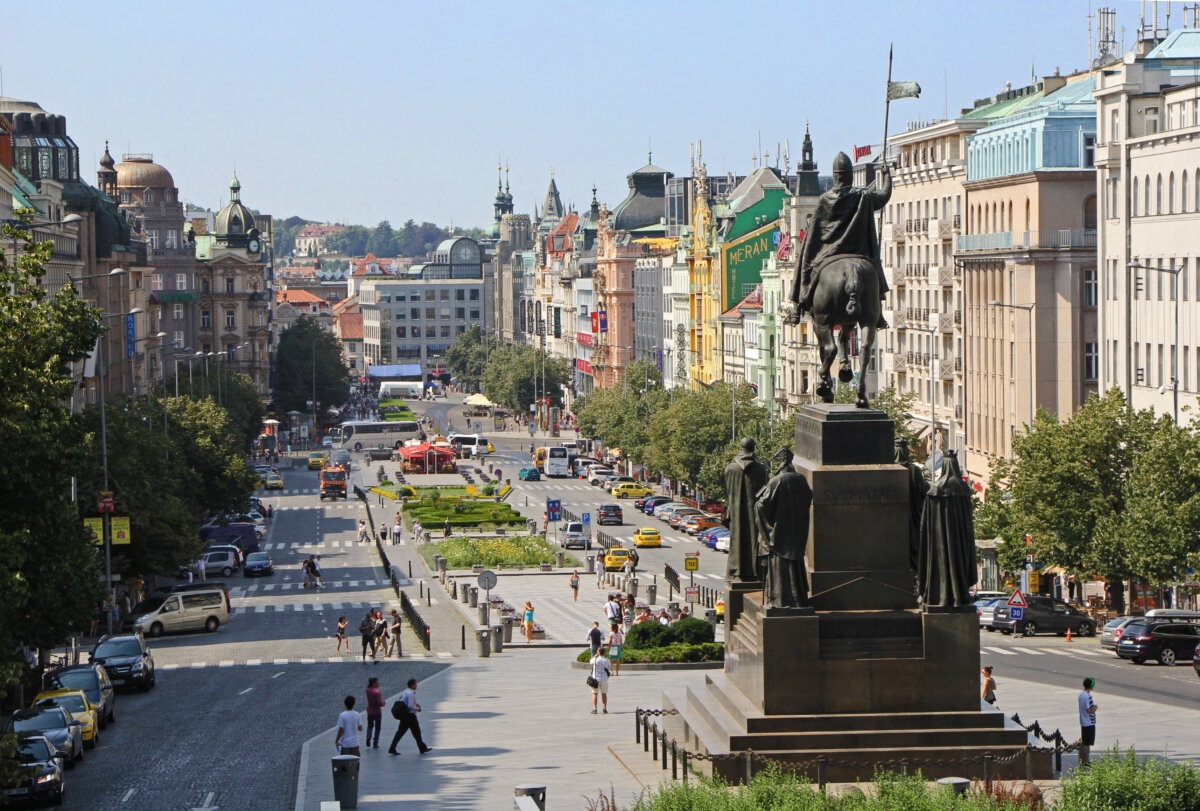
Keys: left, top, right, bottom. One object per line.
{"left": 379, "top": 512, "right": 406, "bottom": 546}
{"left": 339, "top": 608, "right": 404, "bottom": 660}
{"left": 335, "top": 677, "right": 432, "bottom": 756}
{"left": 979, "top": 666, "right": 1100, "bottom": 769}
{"left": 302, "top": 555, "right": 324, "bottom": 589}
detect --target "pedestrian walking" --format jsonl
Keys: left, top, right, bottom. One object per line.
{"left": 588, "top": 649, "right": 611, "bottom": 714}
{"left": 380, "top": 524, "right": 389, "bottom": 544}
{"left": 386, "top": 609, "right": 403, "bottom": 657}
{"left": 358, "top": 520, "right": 370, "bottom": 544}
{"left": 595, "top": 554, "right": 605, "bottom": 589}
{"left": 373, "top": 610, "right": 388, "bottom": 661}
{"left": 587, "top": 621, "right": 603, "bottom": 657}
{"left": 523, "top": 601, "right": 535, "bottom": 643}
{"left": 412, "top": 519, "right": 424, "bottom": 543}
{"left": 365, "top": 678, "right": 384, "bottom": 749}
{"left": 981, "top": 666, "right": 996, "bottom": 705}
{"left": 314, "top": 555, "right": 324, "bottom": 588}
{"left": 604, "top": 594, "right": 621, "bottom": 626}
{"left": 608, "top": 622, "right": 624, "bottom": 676}
{"left": 336, "top": 616, "right": 349, "bottom": 654}
{"left": 570, "top": 570, "right": 580, "bottom": 602}
{"left": 335, "top": 696, "right": 362, "bottom": 756}
{"left": 266, "top": 504, "right": 274, "bottom": 522}
{"left": 196, "top": 555, "right": 206, "bottom": 583}
{"left": 387, "top": 678, "right": 432, "bottom": 755}
{"left": 1078, "top": 677, "right": 1098, "bottom": 768}
{"left": 392, "top": 517, "right": 403, "bottom": 545}
{"left": 359, "top": 612, "right": 375, "bottom": 661}
{"left": 185, "top": 561, "right": 194, "bottom": 584}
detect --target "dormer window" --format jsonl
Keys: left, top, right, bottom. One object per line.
{"left": 145, "top": 190, "right": 154, "bottom": 204}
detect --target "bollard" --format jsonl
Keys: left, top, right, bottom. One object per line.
{"left": 984, "top": 753, "right": 994, "bottom": 793}
{"left": 643, "top": 716, "right": 650, "bottom": 752}
{"left": 451, "top": 580, "right": 458, "bottom": 599}
{"left": 331, "top": 755, "right": 360, "bottom": 809}
{"left": 469, "top": 587, "right": 479, "bottom": 608}
{"left": 419, "top": 581, "right": 424, "bottom": 598}
{"left": 460, "top": 583, "right": 469, "bottom": 603}
{"left": 1054, "top": 732, "right": 1063, "bottom": 774}
{"left": 1025, "top": 749, "right": 1033, "bottom": 781}
{"left": 652, "top": 723, "right": 658, "bottom": 761}
{"left": 817, "top": 756, "right": 827, "bottom": 792}
{"left": 479, "top": 602, "right": 489, "bottom": 626}
{"left": 682, "top": 750, "right": 688, "bottom": 784}
{"left": 477, "top": 628, "right": 490, "bottom": 657}
{"left": 461, "top": 625, "right": 466, "bottom": 651}
{"left": 426, "top": 591, "right": 431, "bottom": 608}
{"left": 492, "top": 624, "right": 503, "bottom": 653}
{"left": 635, "top": 710, "right": 641, "bottom": 744}
{"left": 743, "top": 750, "right": 753, "bottom": 784}
{"left": 671, "top": 740, "right": 677, "bottom": 779}
{"left": 629, "top": 577, "right": 639, "bottom": 599}
{"left": 647, "top": 583, "right": 657, "bottom": 605}
{"left": 936, "top": 777, "right": 970, "bottom": 796}
{"left": 661, "top": 732, "right": 668, "bottom": 771}
{"left": 513, "top": 785, "right": 546, "bottom": 811}
{"left": 408, "top": 560, "right": 413, "bottom": 578}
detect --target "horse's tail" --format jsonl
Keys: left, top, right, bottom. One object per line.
{"left": 845, "top": 272, "right": 861, "bottom": 319}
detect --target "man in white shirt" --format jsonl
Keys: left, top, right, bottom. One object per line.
{"left": 335, "top": 696, "right": 362, "bottom": 756}
{"left": 604, "top": 596, "right": 622, "bottom": 625}
{"left": 196, "top": 556, "right": 206, "bottom": 583}
{"left": 589, "top": 651, "right": 611, "bottom": 714}
{"left": 1078, "top": 676, "right": 1098, "bottom": 767}
{"left": 313, "top": 555, "right": 324, "bottom": 588}
{"left": 594, "top": 554, "right": 605, "bottom": 588}
{"left": 387, "top": 678, "right": 432, "bottom": 755}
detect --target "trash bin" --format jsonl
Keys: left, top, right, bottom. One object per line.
{"left": 704, "top": 608, "right": 717, "bottom": 626}
{"left": 668, "top": 601, "right": 680, "bottom": 615}
{"left": 479, "top": 601, "right": 489, "bottom": 626}
{"left": 469, "top": 587, "right": 479, "bottom": 608}
{"left": 646, "top": 583, "right": 657, "bottom": 605}
{"left": 556, "top": 551, "right": 565, "bottom": 568}
{"left": 331, "top": 755, "right": 360, "bottom": 809}
{"left": 502, "top": 616, "right": 514, "bottom": 642}
{"left": 586, "top": 554, "right": 596, "bottom": 572}
{"left": 492, "top": 624, "right": 503, "bottom": 653}
{"left": 514, "top": 784, "right": 547, "bottom": 811}
{"left": 628, "top": 577, "right": 639, "bottom": 599}
{"left": 477, "top": 628, "right": 491, "bottom": 657}
{"left": 436, "top": 557, "right": 447, "bottom": 573}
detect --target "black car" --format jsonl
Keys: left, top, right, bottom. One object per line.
{"left": 597, "top": 505, "right": 623, "bottom": 526}
{"left": 91, "top": 634, "right": 155, "bottom": 691}
{"left": 2, "top": 709, "right": 82, "bottom": 770}
{"left": 3, "top": 735, "right": 65, "bottom": 805}
{"left": 1115, "top": 619, "right": 1200, "bottom": 665}
{"left": 990, "top": 595, "right": 1096, "bottom": 637}
{"left": 43, "top": 664, "right": 115, "bottom": 728}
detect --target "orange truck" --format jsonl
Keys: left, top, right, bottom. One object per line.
{"left": 319, "top": 464, "right": 347, "bottom": 500}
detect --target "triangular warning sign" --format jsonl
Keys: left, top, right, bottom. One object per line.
{"left": 1007, "top": 589, "right": 1028, "bottom": 607}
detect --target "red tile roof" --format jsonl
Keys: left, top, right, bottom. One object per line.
{"left": 276, "top": 289, "right": 326, "bottom": 305}
{"left": 721, "top": 284, "right": 763, "bottom": 318}
{"left": 338, "top": 312, "right": 363, "bottom": 340}
{"left": 297, "top": 224, "right": 346, "bottom": 238}
{"left": 332, "top": 294, "right": 359, "bottom": 316}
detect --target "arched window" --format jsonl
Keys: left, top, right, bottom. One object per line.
{"left": 1133, "top": 177, "right": 1139, "bottom": 216}
{"left": 1183, "top": 171, "right": 1189, "bottom": 213}
{"left": 1083, "top": 196, "right": 1097, "bottom": 230}
{"left": 1157, "top": 174, "right": 1163, "bottom": 215}
{"left": 1145, "top": 175, "right": 1151, "bottom": 214}
{"left": 1169, "top": 172, "right": 1176, "bottom": 213}
{"left": 1008, "top": 201, "right": 1014, "bottom": 233}
{"left": 1025, "top": 198, "right": 1031, "bottom": 231}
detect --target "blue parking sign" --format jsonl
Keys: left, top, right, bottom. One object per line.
{"left": 582, "top": 513, "right": 591, "bottom": 524}
{"left": 546, "top": 499, "right": 561, "bottom": 522}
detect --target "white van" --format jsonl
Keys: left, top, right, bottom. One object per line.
{"left": 128, "top": 588, "right": 230, "bottom": 637}
{"left": 450, "top": 435, "right": 494, "bottom": 457}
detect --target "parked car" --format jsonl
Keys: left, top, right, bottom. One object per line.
{"left": 43, "top": 664, "right": 115, "bottom": 728}
{"left": 243, "top": 551, "right": 275, "bottom": 577}
{"left": 518, "top": 467, "right": 541, "bottom": 481}
{"left": 587, "top": 468, "right": 615, "bottom": 486}
{"left": 683, "top": 514, "right": 723, "bottom": 535}
{"left": 90, "top": 634, "right": 155, "bottom": 691}
{"left": 597, "top": 505, "right": 623, "bottom": 526}
{"left": 990, "top": 595, "right": 1096, "bottom": 637}
{"left": 668, "top": 509, "right": 705, "bottom": 529}
{"left": 701, "top": 526, "right": 730, "bottom": 549}
{"left": 2, "top": 707, "right": 83, "bottom": 768}
{"left": 603, "top": 476, "right": 637, "bottom": 493}
{"left": 561, "top": 532, "right": 591, "bottom": 550}
{"left": 1115, "top": 619, "right": 1200, "bottom": 665}
{"left": 603, "top": 548, "right": 638, "bottom": 571}
{"left": 636, "top": 495, "right": 672, "bottom": 513}
{"left": 593, "top": 473, "right": 619, "bottom": 489}
{"left": 32, "top": 689, "right": 99, "bottom": 747}
{"left": 971, "top": 590, "right": 1010, "bottom": 603}
{"left": 977, "top": 597, "right": 1004, "bottom": 630}
{"left": 633, "top": 527, "right": 662, "bottom": 548}
{"left": 1194, "top": 641, "right": 1200, "bottom": 679}
{"left": 714, "top": 535, "right": 730, "bottom": 553}
{"left": 653, "top": 502, "right": 687, "bottom": 520}
{"left": 5, "top": 735, "right": 65, "bottom": 805}
{"left": 1100, "top": 616, "right": 1137, "bottom": 653}
{"left": 612, "top": 482, "right": 652, "bottom": 499}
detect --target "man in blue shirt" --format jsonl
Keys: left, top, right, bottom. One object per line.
{"left": 1077, "top": 677, "right": 1098, "bottom": 768}
{"left": 387, "top": 678, "right": 432, "bottom": 756}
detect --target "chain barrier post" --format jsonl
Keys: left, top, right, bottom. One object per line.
{"left": 1025, "top": 748, "right": 1033, "bottom": 781}
{"left": 743, "top": 750, "right": 752, "bottom": 785}
{"left": 635, "top": 710, "right": 641, "bottom": 745}
{"left": 652, "top": 723, "right": 659, "bottom": 761}
{"left": 643, "top": 716, "right": 650, "bottom": 752}
{"left": 1054, "top": 732, "right": 1063, "bottom": 774}
{"left": 983, "top": 753, "right": 994, "bottom": 793}
{"left": 900, "top": 759, "right": 909, "bottom": 776}
{"left": 817, "top": 756, "right": 827, "bottom": 792}
{"left": 682, "top": 750, "right": 689, "bottom": 784}
{"left": 661, "top": 732, "right": 668, "bottom": 771}
{"left": 671, "top": 740, "right": 677, "bottom": 780}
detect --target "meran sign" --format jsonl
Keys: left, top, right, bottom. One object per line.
{"left": 720, "top": 221, "right": 778, "bottom": 310}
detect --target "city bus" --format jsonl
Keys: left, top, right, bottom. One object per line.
{"left": 544, "top": 446, "right": 570, "bottom": 477}
{"left": 329, "top": 420, "right": 422, "bottom": 451}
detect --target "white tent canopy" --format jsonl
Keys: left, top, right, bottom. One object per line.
{"left": 464, "top": 393, "right": 494, "bottom": 406}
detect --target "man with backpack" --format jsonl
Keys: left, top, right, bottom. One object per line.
{"left": 387, "top": 678, "right": 432, "bottom": 755}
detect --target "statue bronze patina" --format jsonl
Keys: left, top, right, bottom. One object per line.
{"left": 754, "top": 447, "right": 813, "bottom": 609}
{"left": 783, "top": 153, "right": 891, "bottom": 408}
{"left": 894, "top": 436, "right": 928, "bottom": 571}
{"left": 917, "top": 450, "right": 978, "bottom": 609}
{"left": 724, "top": 437, "right": 769, "bottom": 583}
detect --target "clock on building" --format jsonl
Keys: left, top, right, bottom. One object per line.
{"left": 247, "top": 238, "right": 262, "bottom": 254}
{"left": 455, "top": 242, "right": 477, "bottom": 263}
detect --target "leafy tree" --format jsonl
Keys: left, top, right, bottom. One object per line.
{"left": 324, "top": 225, "right": 370, "bottom": 256}
{"left": 366, "top": 220, "right": 399, "bottom": 258}
{"left": 275, "top": 317, "right": 349, "bottom": 415}
{"left": 480, "top": 344, "right": 570, "bottom": 412}
{"left": 0, "top": 216, "right": 105, "bottom": 783}
{"left": 446, "top": 325, "right": 498, "bottom": 389}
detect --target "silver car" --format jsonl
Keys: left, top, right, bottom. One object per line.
{"left": 1100, "top": 616, "right": 1136, "bottom": 652}
{"left": 977, "top": 597, "right": 1004, "bottom": 631}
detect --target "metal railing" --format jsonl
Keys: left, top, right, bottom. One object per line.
{"left": 956, "top": 229, "right": 1096, "bottom": 252}
{"left": 663, "top": 564, "right": 681, "bottom": 598}
{"left": 400, "top": 590, "right": 431, "bottom": 650}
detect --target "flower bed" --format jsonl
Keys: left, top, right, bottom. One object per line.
{"left": 402, "top": 496, "right": 527, "bottom": 529}
{"left": 426, "top": 534, "right": 562, "bottom": 568}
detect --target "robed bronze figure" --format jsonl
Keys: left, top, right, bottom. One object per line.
{"left": 894, "top": 436, "right": 928, "bottom": 571}
{"left": 755, "top": 447, "right": 813, "bottom": 609}
{"left": 917, "top": 450, "right": 978, "bottom": 609}
{"left": 724, "top": 437, "right": 769, "bottom": 583}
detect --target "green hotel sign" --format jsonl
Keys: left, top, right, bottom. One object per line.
{"left": 720, "top": 221, "right": 778, "bottom": 310}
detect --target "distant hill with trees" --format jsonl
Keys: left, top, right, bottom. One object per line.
{"left": 269, "top": 217, "right": 485, "bottom": 260}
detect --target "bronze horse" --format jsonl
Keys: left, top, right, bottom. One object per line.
{"left": 807, "top": 255, "right": 880, "bottom": 408}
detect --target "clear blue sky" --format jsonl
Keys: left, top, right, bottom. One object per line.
{"left": 2, "top": 0, "right": 1162, "bottom": 228}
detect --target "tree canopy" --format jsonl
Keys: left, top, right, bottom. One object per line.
{"left": 480, "top": 343, "right": 571, "bottom": 412}
{"left": 274, "top": 317, "right": 349, "bottom": 415}
{"left": 445, "top": 325, "right": 499, "bottom": 390}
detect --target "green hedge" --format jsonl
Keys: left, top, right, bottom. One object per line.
{"left": 428, "top": 535, "right": 560, "bottom": 568}
{"left": 577, "top": 642, "right": 724, "bottom": 664}
{"left": 1059, "top": 747, "right": 1200, "bottom": 811}
{"left": 403, "top": 496, "right": 526, "bottom": 528}
{"left": 625, "top": 617, "right": 715, "bottom": 650}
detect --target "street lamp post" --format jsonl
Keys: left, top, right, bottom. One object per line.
{"left": 989, "top": 300, "right": 1035, "bottom": 432}
{"left": 1128, "top": 263, "right": 1181, "bottom": 423}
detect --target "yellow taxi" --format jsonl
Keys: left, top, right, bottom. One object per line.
{"left": 32, "top": 689, "right": 100, "bottom": 747}
{"left": 264, "top": 473, "right": 284, "bottom": 490}
{"left": 633, "top": 527, "right": 661, "bottom": 548}
{"left": 612, "top": 482, "right": 653, "bottom": 500}
{"left": 715, "top": 596, "right": 725, "bottom": 621}
{"left": 307, "top": 452, "right": 326, "bottom": 470}
{"left": 603, "top": 548, "right": 638, "bottom": 571}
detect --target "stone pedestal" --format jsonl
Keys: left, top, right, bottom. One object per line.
{"left": 723, "top": 580, "right": 762, "bottom": 631}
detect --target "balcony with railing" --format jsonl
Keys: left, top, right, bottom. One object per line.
{"left": 955, "top": 229, "right": 1097, "bottom": 253}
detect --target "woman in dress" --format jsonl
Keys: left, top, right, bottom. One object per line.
{"left": 523, "top": 601, "right": 535, "bottom": 643}
{"left": 607, "top": 622, "right": 624, "bottom": 676}
{"left": 336, "top": 616, "right": 349, "bottom": 654}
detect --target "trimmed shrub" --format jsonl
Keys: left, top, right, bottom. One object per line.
{"left": 673, "top": 617, "right": 716, "bottom": 645}
{"left": 624, "top": 617, "right": 715, "bottom": 650}
{"left": 575, "top": 643, "right": 724, "bottom": 664}
{"left": 1058, "top": 746, "right": 1200, "bottom": 811}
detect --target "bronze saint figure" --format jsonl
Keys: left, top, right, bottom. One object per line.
{"left": 724, "top": 437, "right": 769, "bottom": 583}
{"left": 917, "top": 450, "right": 978, "bottom": 609}
{"left": 755, "top": 447, "right": 813, "bottom": 609}
{"left": 894, "top": 436, "right": 928, "bottom": 571}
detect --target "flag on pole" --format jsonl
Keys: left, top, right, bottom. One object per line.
{"left": 853, "top": 145, "right": 873, "bottom": 161}
{"left": 886, "top": 80, "right": 922, "bottom": 101}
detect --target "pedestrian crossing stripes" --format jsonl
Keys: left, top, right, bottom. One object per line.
{"left": 156, "top": 653, "right": 454, "bottom": 670}
{"left": 258, "top": 580, "right": 385, "bottom": 591}
{"left": 982, "top": 645, "right": 1110, "bottom": 658}
{"left": 231, "top": 600, "right": 402, "bottom": 615}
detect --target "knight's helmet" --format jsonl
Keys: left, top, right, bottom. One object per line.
{"left": 832, "top": 151, "right": 853, "bottom": 182}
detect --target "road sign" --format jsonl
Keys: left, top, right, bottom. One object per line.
{"left": 685, "top": 586, "right": 699, "bottom": 602}
{"left": 546, "top": 499, "right": 561, "bottom": 522}
{"left": 1009, "top": 607, "right": 1024, "bottom": 620}
{"left": 110, "top": 516, "right": 131, "bottom": 545}
{"left": 1007, "top": 589, "right": 1027, "bottom": 608}
{"left": 98, "top": 491, "right": 114, "bottom": 514}
{"left": 582, "top": 513, "right": 591, "bottom": 524}
{"left": 477, "top": 570, "right": 498, "bottom": 590}
{"left": 684, "top": 557, "right": 699, "bottom": 572}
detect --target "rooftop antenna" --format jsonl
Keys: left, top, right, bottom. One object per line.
{"left": 784, "top": 138, "right": 790, "bottom": 171}
{"left": 757, "top": 130, "right": 763, "bottom": 168}
{"left": 690, "top": 142, "right": 695, "bottom": 177}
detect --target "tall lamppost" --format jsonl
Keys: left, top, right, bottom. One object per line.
{"left": 989, "top": 300, "right": 1035, "bottom": 432}
{"left": 1128, "top": 263, "right": 1181, "bottom": 423}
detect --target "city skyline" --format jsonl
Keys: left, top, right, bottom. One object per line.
{"left": 1, "top": 0, "right": 1157, "bottom": 227}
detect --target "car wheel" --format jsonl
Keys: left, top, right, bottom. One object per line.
{"left": 1079, "top": 622, "right": 1095, "bottom": 637}
{"left": 1159, "top": 647, "right": 1177, "bottom": 666}
{"left": 52, "top": 786, "right": 63, "bottom": 806}
{"left": 985, "top": 627, "right": 996, "bottom": 632}
{"left": 1022, "top": 622, "right": 1038, "bottom": 637}
{"left": 87, "top": 730, "right": 98, "bottom": 749}
{"left": 222, "top": 567, "right": 233, "bottom": 577}
{"left": 148, "top": 622, "right": 164, "bottom": 638}
{"left": 1133, "top": 656, "right": 1146, "bottom": 664}
{"left": 205, "top": 616, "right": 220, "bottom": 632}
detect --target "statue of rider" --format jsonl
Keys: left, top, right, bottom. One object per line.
{"left": 788, "top": 152, "right": 892, "bottom": 328}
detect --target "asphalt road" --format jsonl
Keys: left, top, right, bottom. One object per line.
{"left": 57, "top": 462, "right": 447, "bottom": 811}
